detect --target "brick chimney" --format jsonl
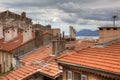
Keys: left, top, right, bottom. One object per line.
{"left": 35, "top": 30, "right": 43, "bottom": 48}
{"left": 52, "top": 37, "right": 65, "bottom": 56}
{"left": 99, "top": 27, "right": 120, "bottom": 43}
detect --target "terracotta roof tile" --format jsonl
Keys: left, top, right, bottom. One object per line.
{"left": 58, "top": 41, "right": 120, "bottom": 74}
{"left": 75, "top": 40, "right": 95, "bottom": 51}
{"left": 0, "top": 44, "right": 61, "bottom": 80}
{"left": 0, "top": 33, "right": 35, "bottom": 51}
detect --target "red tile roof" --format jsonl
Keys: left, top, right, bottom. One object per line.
{"left": 0, "top": 44, "right": 61, "bottom": 80}
{"left": 0, "top": 33, "right": 35, "bottom": 51}
{"left": 0, "top": 62, "right": 60, "bottom": 80}
{"left": 75, "top": 40, "right": 95, "bottom": 51}
{"left": 58, "top": 41, "right": 120, "bottom": 75}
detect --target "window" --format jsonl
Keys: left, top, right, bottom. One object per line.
{"left": 67, "top": 71, "right": 72, "bottom": 80}
{"left": 106, "top": 28, "right": 110, "bottom": 30}
{"left": 81, "top": 74, "right": 87, "bottom": 80}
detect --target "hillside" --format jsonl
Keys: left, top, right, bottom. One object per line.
{"left": 76, "top": 29, "right": 99, "bottom": 36}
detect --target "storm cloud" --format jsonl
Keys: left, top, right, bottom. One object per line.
{"left": 0, "top": 0, "right": 120, "bottom": 33}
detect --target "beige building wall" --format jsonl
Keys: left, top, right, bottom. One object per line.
{"left": 52, "top": 29, "right": 61, "bottom": 37}
{"left": 0, "top": 51, "right": 12, "bottom": 73}
{"left": 70, "top": 26, "right": 76, "bottom": 39}
{"left": 13, "top": 28, "right": 18, "bottom": 38}
{"left": 0, "top": 23, "right": 3, "bottom": 39}
{"left": 23, "top": 26, "right": 33, "bottom": 43}
{"left": 4, "top": 27, "right": 18, "bottom": 42}
{"left": 99, "top": 27, "right": 120, "bottom": 43}
{"left": 4, "top": 28, "right": 13, "bottom": 42}
{"left": 62, "top": 68, "right": 110, "bottom": 80}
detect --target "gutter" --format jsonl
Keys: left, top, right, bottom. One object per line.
{"left": 57, "top": 60, "right": 120, "bottom": 76}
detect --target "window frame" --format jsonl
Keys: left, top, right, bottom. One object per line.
{"left": 67, "top": 70, "right": 72, "bottom": 80}
{"left": 81, "top": 74, "right": 87, "bottom": 80}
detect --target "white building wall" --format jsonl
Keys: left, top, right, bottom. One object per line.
{"left": 23, "top": 26, "right": 33, "bottom": 43}
{"left": 13, "top": 28, "right": 18, "bottom": 38}
{"left": 4, "top": 27, "right": 18, "bottom": 42}
{"left": 4, "top": 29, "right": 13, "bottom": 42}
{"left": 0, "top": 24, "right": 3, "bottom": 39}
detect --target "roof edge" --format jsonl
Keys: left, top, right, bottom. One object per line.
{"left": 57, "top": 60, "right": 120, "bottom": 76}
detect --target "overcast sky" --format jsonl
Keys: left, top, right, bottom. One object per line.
{"left": 0, "top": 0, "right": 120, "bottom": 34}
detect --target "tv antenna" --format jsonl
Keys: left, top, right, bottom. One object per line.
{"left": 112, "top": 15, "right": 117, "bottom": 27}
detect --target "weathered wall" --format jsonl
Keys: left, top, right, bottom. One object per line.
{"left": 0, "top": 51, "right": 12, "bottom": 73}
{"left": 99, "top": 27, "right": 120, "bottom": 43}
{"left": 61, "top": 65, "right": 118, "bottom": 80}
{"left": 70, "top": 26, "right": 76, "bottom": 39}
{"left": 52, "top": 29, "right": 61, "bottom": 38}
{"left": 23, "top": 26, "right": 33, "bottom": 43}
{"left": 0, "top": 23, "right": 3, "bottom": 39}
{"left": 0, "top": 10, "right": 32, "bottom": 29}
{"left": 11, "top": 39, "right": 35, "bottom": 67}
{"left": 4, "top": 27, "right": 18, "bottom": 42}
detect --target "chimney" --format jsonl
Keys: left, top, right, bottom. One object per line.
{"left": 52, "top": 40, "right": 58, "bottom": 55}
{"left": 62, "top": 31, "right": 65, "bottom": 40}
{"left": 99, "top": 27, "right": 120, "bottom": 43}
{"left": 52, "top": 39, "right": 66, "bottom": 56}
{"left": 21, "top": 12, "right": 26, "bottom": 19}
{"left": 35, "top": 30, "right": 43, "bottom": 48}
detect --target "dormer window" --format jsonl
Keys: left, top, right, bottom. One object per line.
{"left": 106, "top": 28, "right": 110, "bottom": 30}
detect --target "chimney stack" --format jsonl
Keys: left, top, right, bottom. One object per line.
{"left": 99, "top": 27, "right": 120, "bottom": 43}
{"left": 62, "top": 31, "right": 65, "bottom": 40}
{"left": 52, "top": 40, "right": 58, "bottom": 55}
{"left": 21, "top": 12, "right": 26, "bottom": 20}
{"left": 35, "top": 30, "right": 43, "bottom": 48}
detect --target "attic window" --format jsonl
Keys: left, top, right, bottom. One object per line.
{"left": 106, "top": 28, "right": 110, "bottom": 30}
{"left": 99, "top": 28, "right": 103, "bottom": 30}
{"left": 113, "top": 28, "right": 117, "bottom": 30}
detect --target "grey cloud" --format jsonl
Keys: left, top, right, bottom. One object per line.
{"left": 1, "top": 0, "right": 120, "bottom": 32}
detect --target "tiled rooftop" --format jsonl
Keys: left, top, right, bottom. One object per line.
{"left": 0, "top": 62, "right": 60, "bottom": 80}
{"left": 75, "top": 40, "right": 95, "bottom": 51}
{"left": 0, "top": 33, "right": 35, "bottom": 51}
{"left": 58, "top": 41, "right": 120, "bottom": 75}
{"left": 0, "top": 44, "right": 61, "bottom": 80}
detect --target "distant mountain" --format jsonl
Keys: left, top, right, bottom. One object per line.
{"left": 76, "top": 29, "right": 99, "bottom": 36}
